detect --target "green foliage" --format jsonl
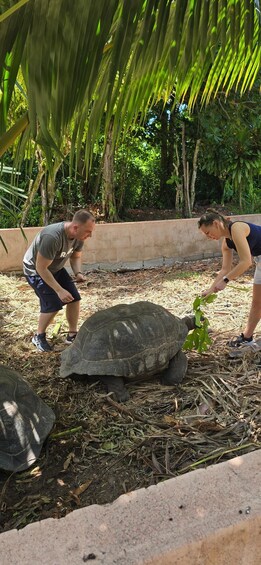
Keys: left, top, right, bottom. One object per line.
{"left": 1, "top": 71, "right": 260, "bottom": 223}
{"left": 1, "top": 1, "right": 260, "bottom": 170}
{"left": 56, "top": 175, "right": 85, "bottom": 208}
{"left": 24, "top": 193, "right": 42, "bottom": 227}
{"left": 183, "top": 294, "right": 217, "bottom": 354}
{"left": 0, "top": 178, "right": 26, "bottom": 227}
{"left": 198, "top": 84, "right": 261, "bottom": 209}
{"left": 115, "top": 128, "right": 161, "bottom": 211}
{"left": 165, "top": 271, "right": 201, "bottom": 281}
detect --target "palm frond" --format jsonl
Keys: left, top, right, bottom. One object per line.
{"left": 0, "top": 0, "right": 260, "bottom": 169}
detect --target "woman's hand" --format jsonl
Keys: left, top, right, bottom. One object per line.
{"left": 202, "top": 279, "right": 227, "bottom": 296}
{"left": 201, "top": 287, "right": 215, "bottom": 297}
{"left": 213, "top": 279, "right": 227, "bottom": 292}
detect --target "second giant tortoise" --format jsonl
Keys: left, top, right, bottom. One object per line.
{"left": 60, "top": 301, "right": 195, "bottom": 402}
{"left": 0, "top": 365, "right": 56, "bottom": 472}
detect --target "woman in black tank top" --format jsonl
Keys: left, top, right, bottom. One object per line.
{"left": 198, "top": 209, "right": 261, "bottom": 350}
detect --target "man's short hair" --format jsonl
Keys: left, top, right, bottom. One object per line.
{"left": 72, "top": 209, "right": 95, "bottom": 224}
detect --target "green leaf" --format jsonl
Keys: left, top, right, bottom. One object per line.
{"left": 193, "top": 296, "right": 201, "bottom": 309}
{"left": 101, "top": 441, "right": 117, "bottom": 451}
{"left": 195, "top": 311, "right": 202, "bottom": 327}
{"left": 183, "top": 293, "right": 217, "bottom": 353}
{"left": 202, "top": 293, "right": 217, "bottom": 304}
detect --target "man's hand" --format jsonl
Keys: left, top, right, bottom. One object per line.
{"left": 75, "top": 272, "right": 86, "bottom": 283}
{"left": 57, "top": 288, "right": 74, "bottom": 303}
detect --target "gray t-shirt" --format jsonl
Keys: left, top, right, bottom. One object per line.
{"left": 23, "top": 222, "right": 84, "bottom": 276}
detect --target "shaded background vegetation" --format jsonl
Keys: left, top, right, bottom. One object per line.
{"left": 0, "top": 1, "right": 260, "bottom": 226}
{"left": 1, "top": 79, "right": 260, "bottom": 228}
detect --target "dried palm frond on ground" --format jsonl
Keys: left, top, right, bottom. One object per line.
{"left": 0, "top": 258, "right": 260, "bottom": 532}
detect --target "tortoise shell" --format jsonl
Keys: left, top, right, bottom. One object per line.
{"left": 0, "top": 365, "right": 55, "bottom": 472}
{"left": 60, "top": 301, "right": 188, "bottom": 380}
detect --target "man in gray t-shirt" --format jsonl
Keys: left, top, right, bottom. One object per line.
{"left": 23, "top": 209, "right": 95, "bottom": 352}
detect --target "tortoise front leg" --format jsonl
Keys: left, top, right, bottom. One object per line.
{"left": 99, "top": 376, "right": 130, "bottom": 402}
{"left": 161, "top": 350, "right": 188, "bottom": 385}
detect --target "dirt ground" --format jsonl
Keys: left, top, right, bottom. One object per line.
{"left": 0, "top": 257, "right": 260, "bottom": 533}
{"left": 123, "top": 204, "right": 235, "bottom": 223}
{"left": 88, "top": 203, "right": 236, "bottom": 224}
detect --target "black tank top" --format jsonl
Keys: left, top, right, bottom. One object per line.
{"left": 226, "top": 221, "right": 261, "bottom": 256}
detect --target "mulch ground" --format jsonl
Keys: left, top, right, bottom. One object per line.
{"left": 0, "top": 258, "right": 260, "bottom": 532}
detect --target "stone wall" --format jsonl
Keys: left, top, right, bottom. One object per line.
{"left": 1, "top": 214, "right": 261, "bottom": 273}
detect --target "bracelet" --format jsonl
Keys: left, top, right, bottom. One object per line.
{"left": 75, "top": 271, "right": 83, "bottom": 276}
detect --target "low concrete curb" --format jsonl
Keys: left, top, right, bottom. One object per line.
{"left": 0, "top": 449, "right": 260, "bottom": 565}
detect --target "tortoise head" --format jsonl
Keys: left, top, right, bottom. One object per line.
{"left": 182, "top": 315, "right": 196, "bottom": 332}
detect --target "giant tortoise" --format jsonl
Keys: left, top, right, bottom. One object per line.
{"left": 60, "top": 301, "right": 195, "bottom": 402}
{"left": 0, "top": 365, "right": 56, "bottom": 472}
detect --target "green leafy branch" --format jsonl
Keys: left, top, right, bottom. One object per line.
{"left": 183, "top": 294, "right": 217, "bottom": 353}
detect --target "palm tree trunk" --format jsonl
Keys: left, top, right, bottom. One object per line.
{"left": 21, "top": 147, "right": 45, "bottom": 225}
{"left": 167, "top": 108, "right": 175, "bottom": 185}
{"left": 174, "top": 144, "right": 182, "bottom": 212}
{"left": 102, "top": 117, "right": 118, "bottom": 221}
{"left": 117, "top": 150, "right": 128, "bottom": 215}
{"left": 40, "top": 180, "right": 48, "bottom": 225}
{"left": 46, "top": 157, "right": 64, "bottom": 220}
{"left": 182, "top": 122, "right": 191, "bottom": 217}
{"left": 190, "top": 139, "right": 201, "bottom": 211}
{"left": 21, "top": 170, "right": 45, "bottom": 226}
{"left": 159, "top": 107, "right": 168, "bottom": 204}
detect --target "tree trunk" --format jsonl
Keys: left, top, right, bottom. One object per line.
{"left": 190, "top": 139, "right": 201, "bottom": 211}
{"left": 181, "top": 122, "right": 191, "bottom": 217}
{"left": 21, "top": 151, "right": 63, "bottom": 226}
{"left": 21, "top": 148, "right": 45, "bottom": 226}
{"left": 93, "top": 160, "right": 103, "bottom": 200}
{"left": 117, "top": 151, "right": 128, "bottom": 214}
{"left": 40, "top": 179, "right": 49, "bottom": 225}
{"left": 21, "top": 171, "right": 45, "bottom": 226}
{"left": 46, "top": 157, "right": 64, "bottom": 220}
{"left": 181, "top": 122, "right": 201, "bottom": 217}
{"left": 102, "top": 117, "right": 118, "bottom": 221}
{"left": 159, "top": 107, "right": 168, "bottom": 205}
{"left": 167, "top": 109, "right": 175, "bottom": 184}
{"left": 173, "top": 145, "right": 182, "bottom": 213}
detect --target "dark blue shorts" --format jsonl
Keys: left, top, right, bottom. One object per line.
{"left": 26, "top": 268, "right": 81, "bottom": 313}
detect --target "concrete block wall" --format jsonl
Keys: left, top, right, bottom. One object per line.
{"left": 0, "top": 449, "right": 260, "bottom": 564}
{"left": 1, "top": 214, "right": 261, "bottom": 273}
